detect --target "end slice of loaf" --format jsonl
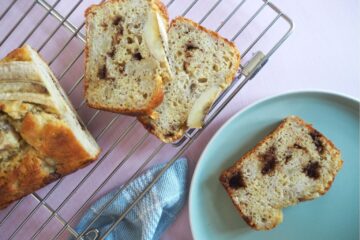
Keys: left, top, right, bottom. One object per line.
{"left": 0, "top": 45, "right": 100, "bottom": 209}
{"left": 220, "top": 116, "right": 343, "bottom": 230}
{"left": 85, "top": 0, "right": 171, "bottom": 115}
{"left": 139, "top": 17, "right": 241, "bottom": 142}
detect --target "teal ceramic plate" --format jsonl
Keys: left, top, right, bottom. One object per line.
{"left": 189, "top": 91, "right": 359, "bottom": 240}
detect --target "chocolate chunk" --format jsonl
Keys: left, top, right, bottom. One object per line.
{"left": 107, "top": 47, "right": 116, "bottom": 58}
{"left": 183, "top": 61, "right": 190, "bottom": 72}
{"left": 185, "top": 42, "right": 199, "bottom": 51}
{"left": 310, "top": 130, "right": 324, "bottom": 154}
{"left": 112, "top": 31, "right": 122, "bottom": 45}
{"left": 133, "top": 52, "right": 143, "bottom": 61}
{"left": 229, "top": 172, "right": 246, "bottom": 189}
{"left": 112, "top": 16, "right": 124, "bottom": 26}
{"left": 111, "top": 16, "right": 124, "bottom": 37}
{"left": 184, "top": 42, "right": 199, "bottom": 58}
{"left": 118, "top": 62, "right": 125, "bottom": 73}
{"left": 118, "top": 24, "right": 124, "bottom": 36}
{"left": 127, "top": 37, "right": 134, "bottom": 44}
{"left": 261, "top": 147, "right": 277, "bottom": 175}
{"left": 293, "top": 144, "right": 304, "bottom": 149}
{"left": 98, "top": 65, "right": 107, "bottom": 79}
{"left": 303, "top": 161, "right": 321, "bottom": 179}
{"left": 198, "top": 78, "right": 207, "bottom": 83}
{"left": 185, "top": 51, "right": 193, "bottom": 58}
{"left": 190, "top": 83, "right": 196, "bottom": 93}
{"left": 101, "top": 22, "right": 108, "bottom": 31}
{"left": 97, "top": 65, "right": 114, "bottom": 81}
{"left": 144, "top": 122, "right": 155, "bottom": 132}
{"left": 285, "top": 155, "right": 292, "bottom": 164}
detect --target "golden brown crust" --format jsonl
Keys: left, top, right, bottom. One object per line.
{"left": 0, "top": 45, "right": 100, "bottom": 209}
{"left": 0, "top": 148, "right": 48, "bottom": 209}
{"left": 87, "top": 101, "right": 154, "bottom": 116}
{"left": 219, "top": 116, "right": 343, "bottom": 230}
{"left": 0, "top": 147, "right": 99, "bottom": 210}
{"left": 0, "top": 47, "right": 33, "bottom": 62}
{"left": 137, "top": 115, "right": 186, "bottom": 143}
{"left": 84, "top": 0, "right": 100, "bottom": 113}
{"left": 154, "top": 0, "right": 169, "bottom": 23}
{"left": 84, "top": 0, "right": 168, "bottom": 20}
{"left": 84, "top": 0, "right": 124, "bottom": 17}
{"left": 20, "top": 113, "right": 95, "bottom": 174}
{"left": 85, "top": 72, "right": 164, "bottom": 116}
{"left": 84, "top": 8, "right": 91, "bottom": 108}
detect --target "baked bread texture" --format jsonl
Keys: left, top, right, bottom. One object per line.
{"left": 220, "top": 116, "right": 343, "bottom": 230}
{"left": 84, "top": 0, "right": 172, "bottom": 115}
{"left": 139, "top": 17, "right": 241, "bottom": 143}
{"left": 0, "top": 45, "right": 100, "bottom": 209}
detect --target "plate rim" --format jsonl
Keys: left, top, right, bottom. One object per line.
{"left": 189, "top": 90, "right": 359, "bottom": 239}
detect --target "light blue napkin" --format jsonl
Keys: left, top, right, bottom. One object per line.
{"left": 74, "top": 158, "right": 188, "bottom": 240}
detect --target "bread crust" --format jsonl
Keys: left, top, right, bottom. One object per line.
{"left": 0, "top": 45, "right": 100, "bottom": 209}
{"left": 154, "top": 0, "right": 169, "bottom": 22}
{"left": 137, "top": 115, "right": 184, "bottom": 143}
{"left": 219, "top": 116, "right": 343, "bottom": 230}
{"left": 84, "top": 0, "right": 169, "bottom": 115}
{"left": 0, "top": 148, "right": 51, "bottom": 209}
{"left": 0, "top": 146, "right": 100, "bottom": 209}
{"left": 20, "top": 113, "right": 96, "bottom": 174}
{"left": 0, "top": 47, "right": 33, "bottom": 62}
{"left": 85, "top": 73, "right": 164, "bottom": 116}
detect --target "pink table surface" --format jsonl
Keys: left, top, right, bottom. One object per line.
{"left": 0, "top": 0, "right": 359, "bottom": 239}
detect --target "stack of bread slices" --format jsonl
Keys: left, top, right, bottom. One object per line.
{"left": 85, "top": 0, "right": 241, "bottom": 143}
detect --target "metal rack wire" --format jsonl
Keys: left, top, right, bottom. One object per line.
{"left": 0, "top": 0, "right": 293, "bottom": 239}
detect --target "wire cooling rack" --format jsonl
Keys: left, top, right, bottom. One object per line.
{"left": 0, "top": 0, "right": 293, "bottom": 239}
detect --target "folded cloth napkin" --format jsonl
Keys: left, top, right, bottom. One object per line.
{"left": 74, "top": 158, "right": 188, "bottom": 240}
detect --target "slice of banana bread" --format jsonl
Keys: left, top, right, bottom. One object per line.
{"left": 220, "top": 116, "right": 343, "bottom": 230}
{"left": 139, "top": 17, "right": 241, "bottom": 143}
{"left": 84, "top": 0, "right": 171, "bottom": 115}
